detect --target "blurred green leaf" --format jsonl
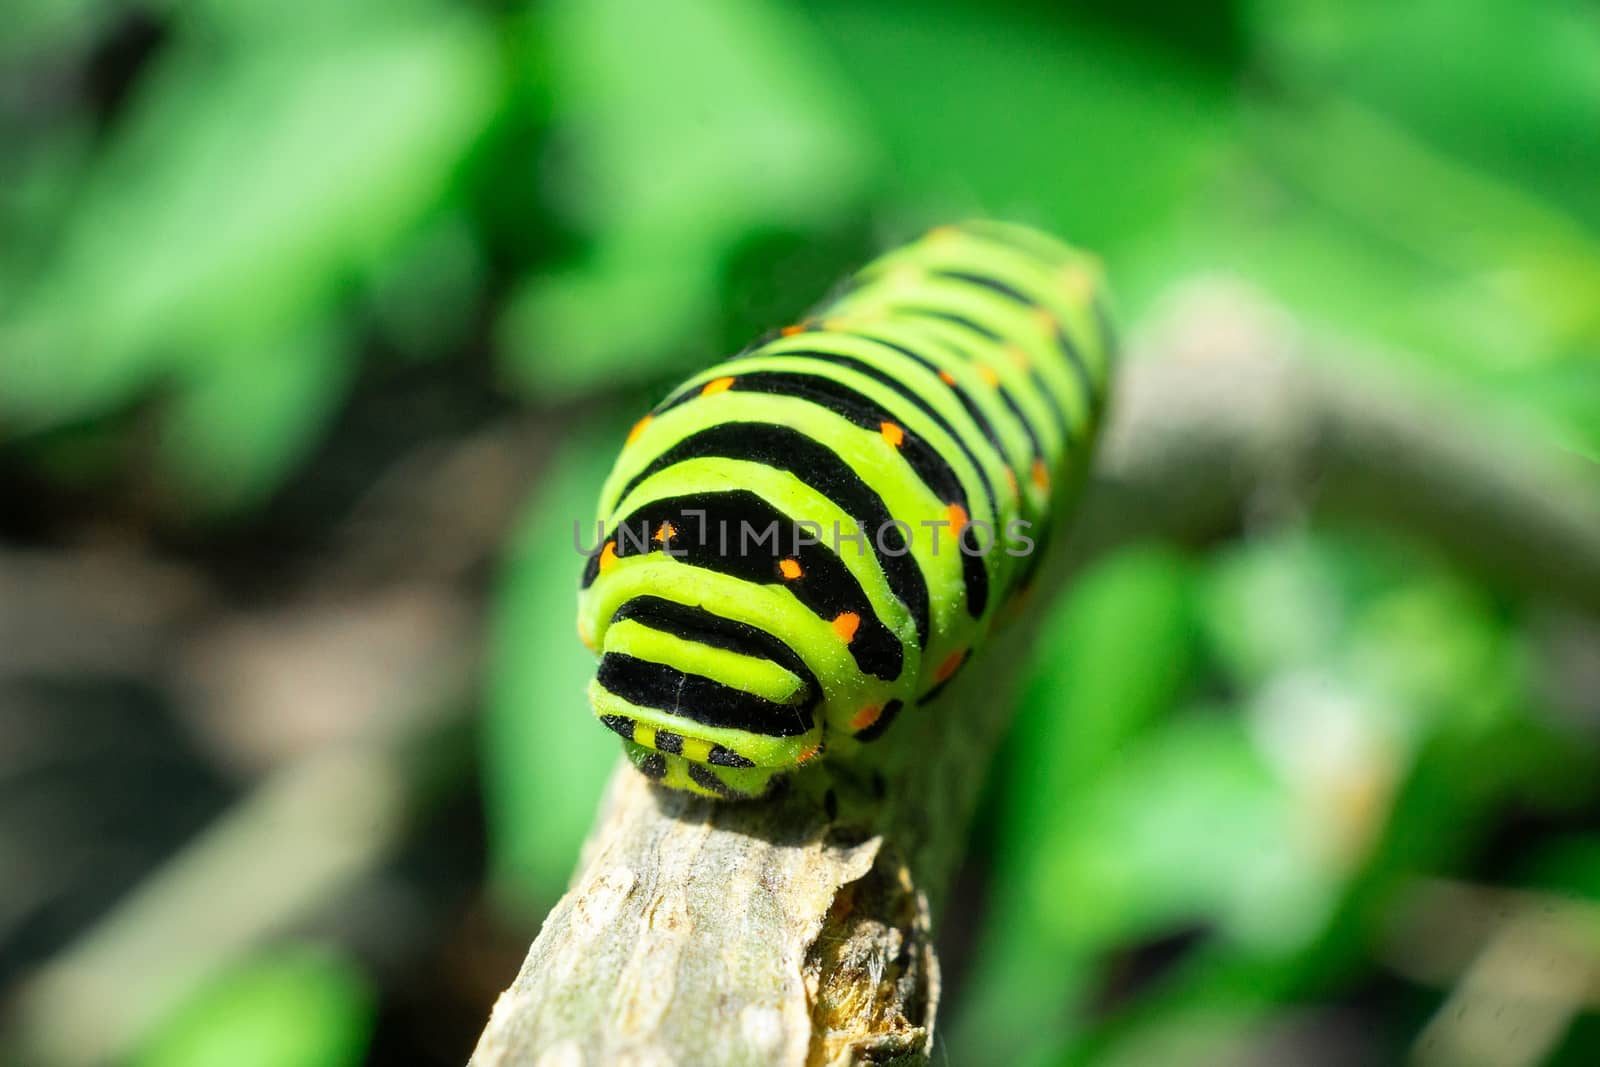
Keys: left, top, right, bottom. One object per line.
{"left": 1200, "top": 534, "right": 1347, "bottom": 690}
{"left": 1148, "top": 151, "right": 1600, "bottom": 412}
{"left": 1003, "top": 545, "right": 1198, "bottom": 855}
{"left": 1141, "top": 1, "right": 1600, "bottom": 454}
{"left": 185, "top": 0, "right": 434, "bottom": 41}
{"left": 953, "top": 545, "right": 1197, "bottom": 1063}
{"left": 483, "top": 418, "right": 630, "bottom": 913}
{"left": 1247, "top": 0, "right": 1600, "bottom": 228}
{"left": 1505, "top": 361, "right": 1600, "bottom": 462}
{"left": 1347, "top": 574, "right": 1518, "bottom": 735}
{"left": 499, "top": 0, "right": 876, "bottom": 397}
{"left": 0, "top": 0, "right": 119, "bottom": 67}
{"left": 157, "top": 316, "right": 352, "bottom": 513}
{"left": 131, "top": 946, "right": 374, "bottom": 1067}
{"left": 1249, "top": 100, "right": 1600, "bottom": 357}
{"left": 805, "top": 0, "right": 1237, "bottom": 260}
{"left": 1036, "top": 714, "right": 1323, "bottom": 951}
{"left": 360, "top": 210, "right": 484, "bottom": 363}
{"left": 1205, "top": 529, "right": 1522, "bottom": 740}
{"left": 0, "top": 123, "right": 94, "bottom": 295}
{"left": 1, "top": 6, "right": 501, "bottom": 437}
{"left": 958, "top": 528, "right": 1550, "bottom": 1064}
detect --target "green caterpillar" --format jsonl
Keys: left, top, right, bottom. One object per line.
{"left": 578, "top": 221, "right": 1113, "bottom": 798}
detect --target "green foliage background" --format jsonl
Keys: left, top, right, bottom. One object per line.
{"left": 3, "top": 0, "right": 1598, "bottom": 1064}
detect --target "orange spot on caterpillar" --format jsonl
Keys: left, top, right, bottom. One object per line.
{"left": 935, "top": 650, "right": 966, "bottom": 682}
{"left": 977, "top": 365, "right": 1000, "bottom": 388}
{"left": 946, "top": 503, "right": 969, "bottom": 534}
{"left": 1031, "top": 458, "right": 1052, "bottom": 493}
{"left": 654, "top": 521, "right": 676, "bottom": 544}
{"left": 701, "top": 376, "right": 736, "bottom": 396}
{"left": 598, "top": 540, "right": 618, "bottom": 574}
{"left": 780, "top": 323, "right": 806, "bottom": 337}
{"left": 1060, "top": 265, "right": 1092, "bottom": 300}
{"left": 797, "top": 742, "right": 821, "bottom": 764}
{"left": 578, "top": 618, "right": 595, "bottom": 650}
{"left": 880, "top": 421, "right": 904, "bottom": 448}
{"left": 626, "top": 414, "right": 652, "bottom": 446}
{"left": 831, "top": 612, "right": 861, "bottom": 643}
{"left": 850, "top": 705, "right": 883, "bottom": 731}
{"left": 778, "top": 558, "right": 802, "bottom": 580}
{"left": 938, "top": 369, "right": 958, "bottom": 386}
{"left": 1003, "top": 467, "right": 1019, "bottom": 497}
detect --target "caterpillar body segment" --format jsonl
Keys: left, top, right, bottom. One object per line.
{"left": 578, "top": 221, "right": 1113, "bottom": 798}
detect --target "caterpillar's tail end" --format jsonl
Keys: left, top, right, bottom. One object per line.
{"left": 623, "top": 740, "right": 785, "bottom": 800}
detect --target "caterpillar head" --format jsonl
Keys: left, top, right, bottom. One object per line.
{"left": 584, "top": 593, "right": 825, "bottom": 799}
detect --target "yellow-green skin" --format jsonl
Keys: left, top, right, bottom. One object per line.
{"left": 578, "top": 222, "right": 1113, "bottom": 798}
